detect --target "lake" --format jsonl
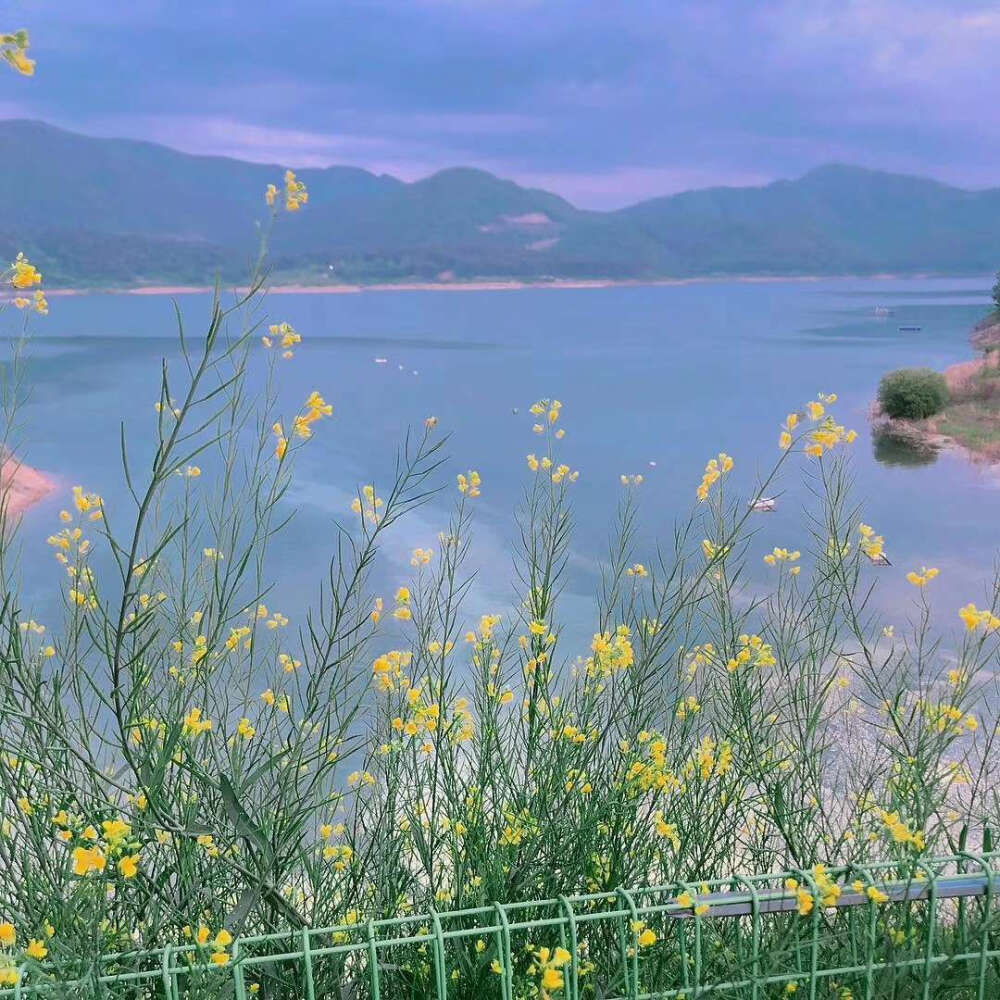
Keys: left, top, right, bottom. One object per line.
{"left": 11, "top": 277, "right": 998, "bottom": 643}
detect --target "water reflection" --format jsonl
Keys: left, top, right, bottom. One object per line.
{"left": 872, "top": 426, "right": 940, "bottom": 467}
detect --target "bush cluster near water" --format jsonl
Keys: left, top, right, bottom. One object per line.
{"left": 877, "top": 367, "right": 949, "bottom": 420}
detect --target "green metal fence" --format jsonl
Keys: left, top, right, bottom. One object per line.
{"left": 3, "top": 851, "right": 999, "bottom": 999}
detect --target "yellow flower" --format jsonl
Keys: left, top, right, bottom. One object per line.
{"left": 118, "top": 854, "right": 140, "bottom": 879}
{"left": 637, "top": 928, "right": 656, "bottom": 947}
{"left": 906, "top": 566, "right": 938, "bottom": 587}
{"left": 457, "top": 470, "right": 482, "bottom": 498}
{"left": 102, "top": 817, "right": 131, "bottom": 844}
{"left": 541, "top": 967, "right": 563, "bottom": 991}
{"left": 866, "top": 886, "right": 889, "bottom": 905}
{"left": 958, "top": 602, "right": 1000, "bottom": 632}
{"left": 0, "top": 923, "right": 14, "bottom": 947}
{"left": 6, "top": 43, "right": 34, "bottom": 76}
{"left": 182, "top": 707, "right": 213, "bottom": 736}
{"left": 10, "top": 252, "right": 41, "bottom": 289}
{"left": 696, "top": 453, "right": 732, "bottom": 501}
{"left": 779, "top": 430, "right": 792, "bottom": 450}
{"left": 72, "top": 846, "right": 106, "bottom": 876}
{"left": 283, "top": 169, "right": 309, "bottom": 211}
{"left": 25, "top": 939, "right": 47, "bottom": 961}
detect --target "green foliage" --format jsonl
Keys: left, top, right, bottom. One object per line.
{"left": 992, "top": 269, "right": 1000, "bottom": 312}
{"left": 878, "top": 367, "right": 949, "bottom": 419}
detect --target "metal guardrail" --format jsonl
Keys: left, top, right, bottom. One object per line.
{"left": 2, "top": 852, "right": 999, "bottom": 999}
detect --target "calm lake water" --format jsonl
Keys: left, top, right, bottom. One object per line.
{"left": 12, "top": 277, "right": 999, "bottom": 641}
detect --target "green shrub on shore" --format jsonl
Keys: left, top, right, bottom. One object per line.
{"left": 877, "top": 367, "right": 949, "bottom": 420}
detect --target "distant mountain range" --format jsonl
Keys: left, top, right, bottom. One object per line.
{"left": 0, "top": 119, "right": 998, "bottom": 286}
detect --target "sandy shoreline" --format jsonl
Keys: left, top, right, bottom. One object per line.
{"left": 41, "top": 272, "right": 940, "bottom": 298}
{"left": 1, "top": 457, "right": 56, "bottom": 517}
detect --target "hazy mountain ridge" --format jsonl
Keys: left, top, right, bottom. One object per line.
{"left": 0, "top": 121, "right": 997, "bottom": 286}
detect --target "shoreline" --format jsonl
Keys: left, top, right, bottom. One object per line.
{"left": 871, "top": 315, "right": 1000, "bottom": 468}
{"left": 42, "top": 271, "right": 989, "bottom": 298}
{"left": 1, "top": 457, "right": 56, "bottom": 517}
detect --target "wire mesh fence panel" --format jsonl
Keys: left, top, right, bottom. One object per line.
{"left": 2, "top": 852, "right": 999, "bottom": 1000}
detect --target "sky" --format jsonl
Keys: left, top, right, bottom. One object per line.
{"left": 2, "top": 0, "right": 999, "bottom": 208}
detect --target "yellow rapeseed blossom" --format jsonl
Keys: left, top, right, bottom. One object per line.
{"left": 531, "top": 945, "right": 571, "bottom": 996}
{"left": 858, "top": 523, "right": 886, "bottom": 562}
{"left": 457, "top": 470, "right": 482, "bottom": 498}
{"left": 2, "top": 30, "right": 34, "bottom": 76}
{"left": 182, "top": 707, "right": 213, "bottom": 736}
{"left": 263, "top": 321, "right": 302, "bottom": 359}
{"left": 118, "top": 854, "right": 140, "bottom": 879}
{"left": 72, "top": 846, "right": 106, "bottom": 876}
{"left": 351, "top": 483, "right": 384, "bottom": 525}
{"left": 906, "top": 566, "right": 938, "bottom": 587}
{"left": 283, "top": 169, "right": 308, "bottom": 211}
{"left": 25, "top": 939, "right": 47, "bottom": 961}
{"left": 696, "top": 452, "right": 733, "bottom": 501}
{"left": 10, "top": 252, "right": 41, "bottom": 289}
{"left": 958, "top": 602, "right": 1000, "bottom": 632}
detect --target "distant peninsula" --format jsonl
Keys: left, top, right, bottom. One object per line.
{"left": 2, "top": 119, "right": 1000, "bottom": 288}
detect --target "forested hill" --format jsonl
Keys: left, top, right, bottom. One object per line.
{"left": 1, "top": 120, "right": 998, "bottom": 286}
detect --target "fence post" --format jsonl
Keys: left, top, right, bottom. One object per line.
{"left": 558, "top": 895, "right": 580, "bottom": 1000}
{"left": 366, "top": 918, "right": 382, "bottom": 1000}
{"left": 492, "top": 901, "right": 513, "bottom": 1000}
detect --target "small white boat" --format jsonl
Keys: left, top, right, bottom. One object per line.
{"left": 374, "top": 357, "right": 388, "bottom": 364}
{"left": 749, "top": 497, "right": 777, "bottom": 512}
{"left": 648, "top": 460, "right": 657, "bottom": 468}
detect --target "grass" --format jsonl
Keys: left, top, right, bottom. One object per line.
{"left": 1, "top": 184, "right": 1000, "bottom": 1000}
{"left": 931, "top": 356, "right": 1000, "bottom": 458}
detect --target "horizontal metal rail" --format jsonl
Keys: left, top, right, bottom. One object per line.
{"left": 662, "top": 870, "right": 994, "bottom": 919}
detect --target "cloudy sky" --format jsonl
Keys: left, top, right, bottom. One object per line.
{"left": 3, "top": 0, "right": 998, "bottom": 207}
